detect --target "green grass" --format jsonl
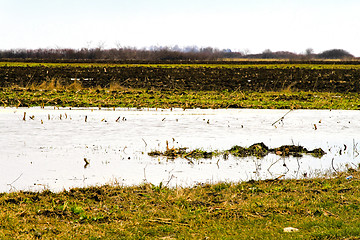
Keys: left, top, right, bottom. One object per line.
{"left": 1, "top": 86, "right": 360, "bottom": 110}
{"left": 1, "top": 170, "right": 360, "bottom": 239}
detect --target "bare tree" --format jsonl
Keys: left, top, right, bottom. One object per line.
{"left": 305, "top": 48, "right": 314, "bottom": 55}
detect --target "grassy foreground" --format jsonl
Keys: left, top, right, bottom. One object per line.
{"left": 1, "top": 85, "right": 360, "bottom": 110}
{"left": 1, "top": 169, "right": 360, "bottom": 239}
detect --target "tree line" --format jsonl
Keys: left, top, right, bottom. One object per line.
{"left": 0, "top": 46, "right": 355, "bottom": 61}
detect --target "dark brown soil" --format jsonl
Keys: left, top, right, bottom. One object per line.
{"left": 1, "top": 64, "right": 360, "bottom": 92}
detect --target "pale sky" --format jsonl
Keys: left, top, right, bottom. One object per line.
{"left": 1, "top": 0, "right": 359, "bottom": 56}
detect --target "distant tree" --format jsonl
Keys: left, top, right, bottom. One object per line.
{"left": 243, "top": 48, "right": 251, "bottom": 56}
{"left": 305, "top": 48, "right": 314, "bottom": 56}
{"left": 302, "top": 48, "right": 315, "bottom": 60}
{"left": 262, "top": 49, "right": 273, "bottom": 59}
{"left": 8, "top": 46, "right": 353, "bottom": 61}
{"left": 317, "top": 49, "right": 354, "bottom": 59}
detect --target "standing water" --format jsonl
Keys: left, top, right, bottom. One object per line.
{"left": 0, "top": 107, "right": 359, "bottom": 192}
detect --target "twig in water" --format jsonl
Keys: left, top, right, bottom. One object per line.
{"left": 283, "top": 160, "right": 289, "bottom": 174}
{"left": 295, "top": 158, "right": 301, "bottom": 178}
{"left": 331, "top": 158, "right": 338, "bottom": 173}
{"left": 353, "top": 139, "right": 359, "bottom": 158}
{"left": 272, "top": 109, "right": 293, "bottom": 126}
{"left": 143, "top": 164, "right": 148, "bottom": 182}
{"left": 253, "top": 159, "right": 261, "bottom": 178}
{"left": 142, "top": 138, "right": 147, "bottom": 147}
{"left": 165, "top": 174, "right": 175, "bottom": 187}
{"left": 84, "top": 158, "right": 90, "bottom": 168}
{"left": 267, "top": 158, "right": 281, "bottom": 175}
{"left": 7, "top": 173, "right": 23, "bottom": 190}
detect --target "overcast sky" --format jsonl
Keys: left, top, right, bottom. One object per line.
{"left": 1, "top": 0, "right": 359, "bottom": 56}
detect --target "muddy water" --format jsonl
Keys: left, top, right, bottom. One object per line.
{"left": 0, "top": 107, "right": 359, "bottom": 192}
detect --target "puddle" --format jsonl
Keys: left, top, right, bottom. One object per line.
{"left": 0, "top": 107, "right": 359, "bottom": 192}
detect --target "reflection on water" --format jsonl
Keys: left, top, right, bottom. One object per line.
{"left": 0, "top": 107, "right": 359, "bottom": 192}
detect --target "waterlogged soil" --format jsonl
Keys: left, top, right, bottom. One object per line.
{"left": 0, "top": 107, "right": 359, "bottom": 192}
{"left": 1, "top": 63, "right": 360, "bottom": 92}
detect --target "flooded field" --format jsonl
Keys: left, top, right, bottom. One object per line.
{"left": 0, "top": 107, "right": 359, "bottom": 192}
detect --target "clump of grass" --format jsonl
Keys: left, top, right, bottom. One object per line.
{"left": 229, "top": 142, "right": 270, "bottom": 158}
{"left": 148, "top": 147, "right": 188, "bottom": 158}
{"left": 149, "top": 142, "right": 326, "bottom": 160}
{"left": 148, "top": 141, "right": 215, "bottom": 159}
{"left": 65, "top": 80, "right": 83, "bottom": 91}
{"left": 37, "top": 78, "right": 58, "bottom": 90}
{"left": 109, "top": 81, "right": 129, "bottom": 92}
